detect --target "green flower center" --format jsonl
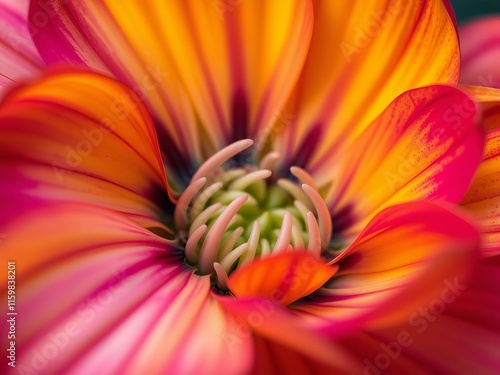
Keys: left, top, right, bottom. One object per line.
{"left": 174, "top": 139, "right": 334, "bottom": 289}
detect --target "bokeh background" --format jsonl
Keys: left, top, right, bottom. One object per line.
{"left": 451, "top": 0, "right": 500, "bottom": 23}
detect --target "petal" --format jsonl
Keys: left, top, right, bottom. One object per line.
{"left": 460, "top": 16, "right": 500, "bottom": 88}
{"left": 326, "top": 85, "right": 483, "bottom": 236}
{"left": 0, "top": 204, "right": 253, "bottom": 375}
{"left": 293, "top": 201, "right": 479, "bottom": 334}
{"left": 461, "top": 86, "right": 500, "bottom": 256}
{"left": 227, "top": 252, "right": 339, "bottom": 306}
{"left": 0, "top": 70, "right": 172, "bottom": 232}
{"left": 30, "top": 0, "right": 314, "bottom": 181}
{"left": 275, "top": 0, "right": 460, "bottom": 174}
{"left": 0, "top": 0, "right": 44, "bottom": 94}
{"left": 251, "top": 335, "right": 360, "bottom": 374}
{"left": 215, "top": 295, "right": 356, "bottom": 372}
{"left": 338, "top": 255, "right": 500, "bottom": 374}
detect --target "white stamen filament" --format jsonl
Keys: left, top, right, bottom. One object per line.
{"left": 174, "top": 177, "right": 207, "bottom": 231}
{"left": 277, "top": 179, "right": 315, "bottom": 211}
{"left": 214, "top": 262, "right": 229, "bottom": 290}
{"left": 306, "top": 212, "right": 322, "bottom": 258}
{"left": 302, "top": 184, "right": 333, "bottom": 249}
{"left": 273, "top": 211, "right": 292, "bottom": 254}
{"left": 259, "top": 151, "right": 281, "bottom": 172}
{"left": 190, "top": 139, "right": 253, "bottom": 183}
{"left": 190, "top": 182, "right": 223, "bottom": 221}
{"left": 189, "top": 203, "right": 222, "bottom": 236}
{"left": 185, "top": 224, "right": 207, "bottom": 264}
{"left": 220, "top": 243, "right": 250, "bottom": 272}
{"left": 240, "top": 221, "right": 260, "bottom": 266}
{"left": 219, "top": 227, "right": 245, "bottom": 261}
{"left": 199, "top": 194, "right": 248, "bottom": 274}
{"left": 175, "top": 140, "right": 335, "bottom": 289}
{"left": 228, "top": 169, "right": 272, "bottom": 191}
{"left": 291, "top": 166, "right": 318, "bottom": 190}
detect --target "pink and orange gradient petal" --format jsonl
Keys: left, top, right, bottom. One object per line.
{"left": 29, "top": 0, "right": 314, "bottom": 166}
{"left": 326, "top": 85, "right": 483, "bottom": 236}
{"left": 0, "top": 0, "right": 43, "bottom": 94}
{"left": 0, "top": 204, "right": 253, "bottom": 375}
{"left": 228, "top": 252, "right": 339, "bottom": 306}
{"left": 293, "top": 201, "right": 479, "bottom": 334}
{"left": 460, "top": 86, "right": 500, "bottom": 257}
{"left": 215, "top": 295, "right": 356, "bottom": 372}
{"left": 0, "top": 70, "right": 173, "bottom": 232}
{"left": 460, "top": 16, "right": 500, "bottom": 89}
{"left": 338, "top": 254, "right": 500, "bottom": 374}
{"left": 275, "top": 0, "right": 460, "bottom": 175}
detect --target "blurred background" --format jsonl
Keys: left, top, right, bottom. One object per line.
{"left": 451, "top": 0, "right": 500, "bottom": 23}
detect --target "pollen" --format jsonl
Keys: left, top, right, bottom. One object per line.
{"left": 174, "top": 139, "right": 334, "bottom": 290}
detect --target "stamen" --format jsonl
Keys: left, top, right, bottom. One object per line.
{"left": 302, "top": 184, "right": 332, "bottom": 249}
{"left": 190, "top": 139, "right": 253, "bottom": 183}
{"left": 220, "top": 242, "right": 250, "bottom": 272}
{"left": 290, "top": 166, "right": 318, "bottom": 190}
{"left": 260, "top": 238, "right": 271, "bottom": 257}
{"left": 228, "top": 170, "right": 272, "bottom": 191}
{"left": 185, "top": 224, "right": 207, "bottom": 264}
{"left": 189, "top": 203, "right": 222, "bottom": 236}
{"left": 291, "top": 223, "right": 304, "bottom": 248}
{"left": 176, "top": 140, "right": 338, "bottom": 290}
{"left": 278, "top": 179, "right": 314, "bottom": 211}
{"left": 259, "top": 151, "right": 281, "bottom": 172}
{"left": 273, "top": 211, "right": 292, "bottom": 254}
{"left": 240, "top": 221, "right": 260, "bottom": 266}
{"left": 190, "top": 182, "right": 223, "bottom": 221}
{"left": 219, "top": 227, "right": 245, "bottom": 261}
{"left": 199, "top": 194, "right": 248, "bottom": 274}
{"left": 294, "top": 199, "right": 311, "bottom": 223}
{"left": 174, "top": 177, "right": 207, "bottom": 231}
{"left": 306, "top": 212, "right": 321, "bottom": 257}
{"left": 213, "top": 262, "right": 229, "bottom": 290}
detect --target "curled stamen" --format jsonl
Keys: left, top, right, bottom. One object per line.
{"left": 302, "top": 184, "right": 332, "bottom": 249}
{"left": 220, "top": 243, "right": 250, "bottom": 272}
{"left": 190, "top": 139, "right": 253, "bottom": 183}
{"left": 291, "top": 223, "right": 304, "bottom": 248}
{"left": 219, "top": 227, "right": 245, "bottom": 261}
{"left": 190, "top": 182, "right": 223, "bottom": 221}
{"left": 306, "top": 212, "right": 321, "bottom": 258}
{"left": 214, "top": 262, "right": 229, "bottom": 290}
{"left": 228, "top": 170, "right": 272, "bottom": 191}
{"left": 174, "top": 177, "right": 207, "bottom": 231}
{"left": 260, "top": 239, "right": 271, "bottom": 257}
{"left": 240, "top": 221, "right": 260, "bottom": 266}
{"left": 185, "top": 224, "right": 207, "bottom": 264}
{"left": 278, "top": 179, "right": 314, "bottom": 211}
{"left": 189, "top": 203, "right": 222, "bottom": 236}
{"left": 259, "top": 151, "right": 281, "bottom": 172}
{"left": 199, "top": 194, "right": 248, "bottom": 274}
{"left": 291, "top": 166, "right": 318, "bottom": 190}
{"left": 273, "top": 211, "right": 292, "bottom": 254}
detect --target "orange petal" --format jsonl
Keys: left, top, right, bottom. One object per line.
{"left": 461, "top": 86, "right": 500, "bottom": 256}
{"left": 0, "top": 69, "right": 172, "bottom": 232}
{"left": 227, "top": 252, "right": 338, "bottom": 306}
{"left": 275, "top": 0, "right": 459, "bottom": 180}
{"left": 293, "top": 201, "right": 479, "bottom": 333}
{"left": 326, "top": 85, "right": 483, "bottom": 236}
{"left": 30, "top": 0, "right": 314, "bottom": 167}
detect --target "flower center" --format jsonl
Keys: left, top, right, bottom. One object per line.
{"left": 174, "top": 139, "right": 334, "bottom": 290}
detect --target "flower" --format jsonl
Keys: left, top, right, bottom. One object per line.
{"left": 1, "top": 1, "right": 499, "bottom": 374}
